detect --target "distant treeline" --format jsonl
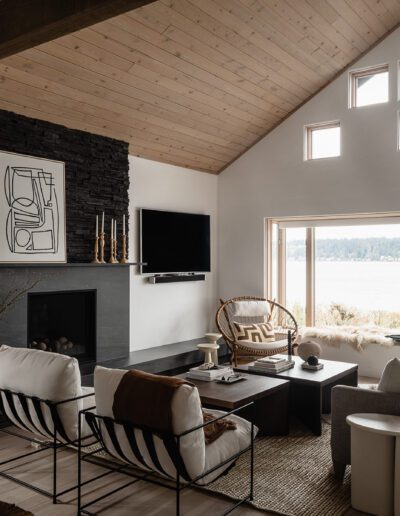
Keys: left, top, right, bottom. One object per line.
{"left": 287, "top": 237, "right": 400, "bottom": 261}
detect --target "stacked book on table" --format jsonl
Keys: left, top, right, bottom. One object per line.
{"left": 248, "top": 355, "right": 295, "bottom": 374}
{"left": 186, "top": 365, "right": 232, "bottom": 382}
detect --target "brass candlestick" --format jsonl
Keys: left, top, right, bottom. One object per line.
{"left": 120, "top": 234, "right": 128, "bottom": 264}
{"left": 99, "top": 233, "right": 106, "bottom": 263}
{"left": 92, "top": 235, "right": 100, "bottom": 263}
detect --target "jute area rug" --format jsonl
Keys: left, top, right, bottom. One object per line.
{"left": 207, "top": 419, "right": 351, "bottom": 516}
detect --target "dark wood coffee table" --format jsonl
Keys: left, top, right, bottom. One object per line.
{"left": 178, "top": 372, "right": 290, "bottom": 435}
{"left": 235, "top": 356, "right": 358, "bottom": 436}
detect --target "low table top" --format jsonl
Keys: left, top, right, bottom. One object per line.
{"left": 235, "top": 355, "right": 358, "bottom": 386}
{"left": 347, "top": 413, "right": 400, "bottom": 436}
{"left": 177, "top": 372, "right": 289, "bottom": 409}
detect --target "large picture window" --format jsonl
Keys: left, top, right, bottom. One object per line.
{"left": 267, "top": 215, "right": 400, "bottom": 328}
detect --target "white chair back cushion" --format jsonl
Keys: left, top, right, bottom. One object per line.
{"left": 378, "top": 358, "right": 400, "bottom": 393}
{"left": 94, "top": 366, "right": 205, "bottom": 480}
{"left": 0, "top": 345, "right": 83, "bottom": 441}
{"left": 232, "top": 300, "right": 269, "bottom": 317}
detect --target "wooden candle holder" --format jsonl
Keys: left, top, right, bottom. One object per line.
{"left": 108, "top": 238, "right": 117, "bottom": 263}
{"left": 120, "top": 234, "right": 128, "bottom": 264}
{"left": 92, "top": 235, "right": 100, "bottom": 263}
{"left": 114, "top": 237, "right": 119, "bottom": 263}
{"left": 99, "top": 233, "right": 106, "bottom": 263}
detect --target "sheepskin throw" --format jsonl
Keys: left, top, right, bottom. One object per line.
{"left": 299, "top": 325, "right": 400, "bottom": 352}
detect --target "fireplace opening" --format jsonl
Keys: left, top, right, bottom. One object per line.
{"left": 27, "top": 290, "right": 96, "bottom": 363}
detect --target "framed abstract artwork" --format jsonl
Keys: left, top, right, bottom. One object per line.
{"left": 0, "top": 150, "right": 66, "bottom": 263}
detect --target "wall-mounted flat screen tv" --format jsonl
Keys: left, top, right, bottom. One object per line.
{"left": 140, "top": 209, "right": 211, "bottom": 274}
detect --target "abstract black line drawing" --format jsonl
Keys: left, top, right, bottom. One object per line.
{"left": 0, "top": 151, "right": 65, "bottom": 263}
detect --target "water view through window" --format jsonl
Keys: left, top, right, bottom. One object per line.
{"left": 285, "top": 223, "right": 400, "bottom": 327}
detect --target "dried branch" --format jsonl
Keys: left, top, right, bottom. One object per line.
{"left": 0, "top": 278, "right": 40, "bottom": 318}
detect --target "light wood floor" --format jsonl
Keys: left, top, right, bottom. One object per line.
{"left": 0, "top": 376, "right": 378, "bottom": 515}
{"left": 0, "top": 429, "right": 265, "bottom": 516}
{"left": 0, "top": 428, "right": 371, "bottom": 516}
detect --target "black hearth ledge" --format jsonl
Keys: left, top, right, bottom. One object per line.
{"left": 80, "top": 338, "right": 230, "bottom": 386}
{"left": 0, "top": 263, "right": 144, "bottom": 268}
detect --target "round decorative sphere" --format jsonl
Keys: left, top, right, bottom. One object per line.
{"left": 297, "top": 340, "right": 321, "bottom": 361}
{"left": 307, "top": 355, "right": 319, "bottom": 366}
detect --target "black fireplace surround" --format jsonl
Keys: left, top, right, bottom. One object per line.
{"left": 27, "top": 290, "right": 96, "bottom": 363}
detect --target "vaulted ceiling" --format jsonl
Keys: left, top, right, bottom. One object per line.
{"left": 0, "top": 0, "right": 399, "bottom": 173}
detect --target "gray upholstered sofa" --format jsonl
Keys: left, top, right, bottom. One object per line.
{"left": 331, "top": 385, "right": 400, "bottom": 480}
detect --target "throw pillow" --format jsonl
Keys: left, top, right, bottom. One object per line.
{"left": 378, "top": 358, "right": 400, "bottom": 393}
{"left": 232, "top": 300, "right": 270, "bottom": 317}
{"left": 233, "top": 321, "right": 275, "bottom": 343}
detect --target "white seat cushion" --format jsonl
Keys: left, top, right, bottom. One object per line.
{"left": 198, "top": 409, "right": 257, "bottom": 485}
{"left": 235, "top": 339, "right": 287, "bottom": 352}
{"left": 0, "top": 345, "right": 86, "bottom": 441}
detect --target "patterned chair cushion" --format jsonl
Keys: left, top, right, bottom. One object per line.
{"left": 233, "top": 321, "right": 275, "bottom": 342}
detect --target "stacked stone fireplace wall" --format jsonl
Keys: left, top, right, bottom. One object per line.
{"left": 0, "top": 109, "right": 130, "bottom": 262}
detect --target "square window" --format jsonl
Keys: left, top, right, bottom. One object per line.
{"left": 350, "top": 65, "right": 389, "bottom": 108}
{"left": 305, "top": 123, "right": 341, "bottom": 160}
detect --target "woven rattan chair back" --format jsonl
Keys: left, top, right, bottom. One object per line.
{"left": 216, "top": 296, "right": 298, "bottom": 365}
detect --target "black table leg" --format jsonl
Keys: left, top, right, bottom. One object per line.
{"left": 289, "top": 383, "right": 322, "bottom": 436}
{"left": 253, "top": 383, "right": 289, "bottom": 436}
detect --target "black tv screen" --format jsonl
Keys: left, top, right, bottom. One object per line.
{"left": 140, "top": 209, "right": 211, "bottom": 274}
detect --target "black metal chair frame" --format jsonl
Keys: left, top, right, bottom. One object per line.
{"left": 0, "top": 387, "right": 95, "bottom": 503}
{"left": 77, "top": 402, "right": 255, "bottom": 516}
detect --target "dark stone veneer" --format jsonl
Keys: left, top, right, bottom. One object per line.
{"left": 0, "top": 109, "right": 129, "bottom": 262}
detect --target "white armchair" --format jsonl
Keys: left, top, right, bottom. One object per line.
{"left": 0, "top": 345, "right": 95, "bottom": 503}
{"left": 78, "top": 366, "right": 257, "bottom": 515}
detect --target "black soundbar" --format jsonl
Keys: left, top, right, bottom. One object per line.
{"left": 148, "top": 274, "right": 206, "bottom": 284}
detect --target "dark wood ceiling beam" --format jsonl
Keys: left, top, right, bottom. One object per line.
{"left": 0, "top": 0, "right": 157, "bottom": 59}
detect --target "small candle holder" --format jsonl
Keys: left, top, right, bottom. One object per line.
{"left": 109, "top": 237, "right": 118, "bottom": 264}
{"left": 114, "top": 236, "right": 119, "bottom": 263}
{"left": 92, "top": 235, "right": 100, "bottom": 263}
{"left": 120, "top": 234, "right": 128, "bottom": 264}
{"left": 99, "top": 233, "right": 106, "bottom": 263}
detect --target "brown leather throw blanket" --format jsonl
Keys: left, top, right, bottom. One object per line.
{"left": 203, "top": 411, "right": 237, "bottom": 444}
{"left": 112, "top": 369, "right": 192, "bottom": 434}
{"left": 112, "top": 369, "right": 237, "bottom": 442}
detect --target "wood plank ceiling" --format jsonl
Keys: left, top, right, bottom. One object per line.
{"left": 0, "top": 0, "right": 399, "bottom": 174}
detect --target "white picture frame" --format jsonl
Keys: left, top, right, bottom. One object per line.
{"left": 0, "top": 150, "right": 66, "bottom": 263}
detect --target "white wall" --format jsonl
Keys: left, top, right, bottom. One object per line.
{"left": 218, "top": 27, "right": 400, "bottom": 301}
{"left": 129, "top": 156, "right": 218, "bottom": 351}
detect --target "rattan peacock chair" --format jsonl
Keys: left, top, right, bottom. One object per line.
{"left": 216, "top": 296, "right": 298, "bottom": 366}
